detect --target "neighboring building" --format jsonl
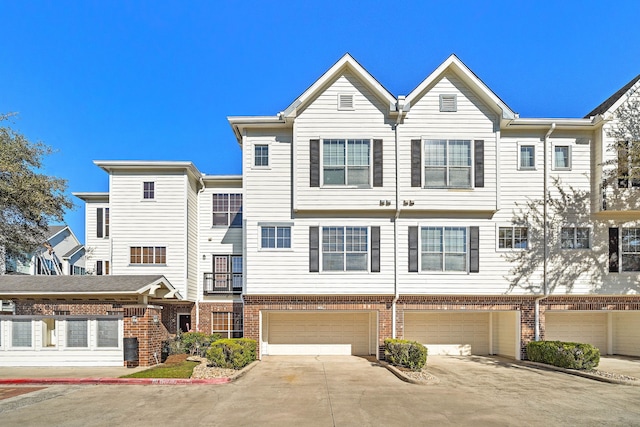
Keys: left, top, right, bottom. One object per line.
{"left": 4, "top": 225, "right": 86, "bottom": 276}
{"left": 2, "top": 54, "right": 639, "bottom": 366}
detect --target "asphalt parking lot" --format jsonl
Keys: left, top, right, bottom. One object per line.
{"left": 2, "top": 355, "right": 640, "bottom": 426}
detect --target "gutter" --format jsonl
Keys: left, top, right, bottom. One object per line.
{"left": 392, "top": 96, "right": 408, "bottom": 339}
{"left": 535, "top": 123, "right": 556, "bottom": 341}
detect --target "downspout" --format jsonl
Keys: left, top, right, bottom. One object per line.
{"left": 535, "top": 123, "right": 556, "bottom": 341}
{"left": 196, "top": 176, "right": 206, "bottom": 331}
{"left": 392, "top": 97, "right": 407, "bottom": 339}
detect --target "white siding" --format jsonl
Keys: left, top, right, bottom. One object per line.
{"left": 109, "top": 171, "right": 188, "bottom": 295}
{"left": 400, "top": 73, "right": 498, "bottom": 212}
{"left": 186, "top": 176, "right": 199, "bottom": 300}
{"left": 293, "top": 71, "right": 396, "bottom": 212}
{"left": 84, "top": 200, "right": 111, "bottom": 275}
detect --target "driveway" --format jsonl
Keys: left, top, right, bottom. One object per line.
{"left": 1, "top": 355, "right": 640, "bottom": 426}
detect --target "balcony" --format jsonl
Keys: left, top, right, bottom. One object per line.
{"left": 203, "top": 272, "right": 242, "bottom": 295}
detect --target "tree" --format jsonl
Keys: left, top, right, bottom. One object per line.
{"left": 0, "top": 113, "right": 74, "bottom": 273}
{"left": 605, "top": 97, "right": 640, "bottom": 188}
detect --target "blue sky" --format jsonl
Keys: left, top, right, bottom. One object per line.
{"left": 2, "top": 1, "right": 640, "bottom": 243}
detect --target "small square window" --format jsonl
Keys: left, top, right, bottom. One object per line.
{"left": 254, "top": 145, "right": 269, "bottom": 167}
{"left": 439, "top": 94, "right": 457, "bottom": 112}
{"left": 554, "top": 146, "right": 571, "bottom": 169}
{"left": 519, "top": 145, "right": 535, "bottom": 169}
{"left": 261, "top": 226, "right": 291, "bottom": 249}
{"left": 143, "top": 182, "right": 155, "bottom": 199}
{"left": 498, "top": 227, "right": 528, "bottom": 249}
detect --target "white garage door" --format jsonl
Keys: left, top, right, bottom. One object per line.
{"left": 266, "top": 312, "right": 371, "bottom": 356}
{"left": 404, "top": 312, "right": 490, "bottom": 356}
{"left": 545, "top": 312, "right": 608, "bottom": 352}
{"left": 613, "top": 312, "right": 640, "bottom": 356}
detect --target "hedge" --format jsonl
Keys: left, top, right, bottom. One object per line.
{"left": 207, "top": 338, "right": 257, "bottom": 369}
{"left": 384, "top": 338, "right": 428, "bottom": 371}
{"left": 526, "top": 340, "right": 600, "bottom": 370}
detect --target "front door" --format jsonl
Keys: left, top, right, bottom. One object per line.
{"left": 178, "top": 314, "right": 192, "bottom": 333}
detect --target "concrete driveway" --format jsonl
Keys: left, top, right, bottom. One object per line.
{"left": 2, "top": 355, "right": 640, "bottom": 426}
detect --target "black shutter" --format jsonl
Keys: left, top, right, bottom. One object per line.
{"left": 618, "top": 141, "right": 629, "bottom": 188}
{"left": 310, "top": 139, "right": 320, "bottom": 187}
{"left": 97, "top": 208, "right": 103, "bottom": 238}
{"left": 373, "top": 139, "right": 383, "bottom": 187}
{"left": 408, "top": 226, "right": 419, "bottom": 272}
{"left": 411, "top": 139, "right": 422, "bottom": 187}
{"left": 474, "top": 140, "right": 484, "bottom": 188}
{"left": 309, "top": 226, "right": 319, "bottom": 272}
{"left": 609, "top": 227, "right": 619, "bottom": 273}
{"left": 96, "top": 261, "right": 103, "bottom": 276}
{"left": 371, "top": 226, "right": 380, "bottom": 272}
{"left": 469, "top": 226, "right": 480, "bottom": 273}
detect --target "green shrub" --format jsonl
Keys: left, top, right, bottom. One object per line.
{"left": 163, "top": 331, "right": 222, "bottom": 358}
{"left": 384, "top": 338, "right": 428, "bottom": 371}
{"left": 207, "top": 338, "right": 257, "bottom": 369}
{"left": 526, "top": 340, "right": 600, "bottom": 370}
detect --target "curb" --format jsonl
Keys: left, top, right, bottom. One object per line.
{"left": 378, "top": 360, "right": 440, "bottom": 385}
{"left": 521, "top": 361, "right": 640, "bottom": 386}
{"left": 0, "top": 377, "right": 230, "bottom": 385}
{"left": 228, "top": 359, "right": 260, "bottom": 382}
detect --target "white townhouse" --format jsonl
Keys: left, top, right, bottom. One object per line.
{"left": 18, "top": 53, "right": 635, "bottom": 366}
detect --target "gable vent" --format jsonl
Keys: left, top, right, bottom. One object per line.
{"left": 338, "top": 93, "right": 354, "bottom": 110}
{"left": 439, "top": 94, "right": 457, "bottom": 112}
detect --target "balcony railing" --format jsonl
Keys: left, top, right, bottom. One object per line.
{"left": 203, "top": 272, "right": 242, "bottom": 295}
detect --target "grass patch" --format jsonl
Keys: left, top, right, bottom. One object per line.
{"left": 121, "top": 360, "right": 200, "bottom": 379}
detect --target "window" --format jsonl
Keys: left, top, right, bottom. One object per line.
{"left": 424, "top": 139, "right": 471, "bottom": 188}
{"left": 439, "top": 94, "right": 457, "bottom": 112}
{"left": 96, "top": 260, "right": 109, "bottom": 275}
{"left": 561, "top": 227, "right": 590, "bottom": 249}
{"left": 72, "top": 265, "right": 86, "bottom": 275}
{"left": 130, "top": 246, "right": 166, "bottom": 264}
{"left": 322, "top": 226, "right": 368, "bottom": 271}
{"left": 97, "top": 207, "right": 109, "bottom": 238}
{"left": 97, "top": 319, "right": 119, "bottom": 347}
{"left": 421, "top": 227, "right": 467, "bottom": 271}
{"left": 12, "top": 319, "right": 32, "bottom": 347}
{"left": 143, "top": 181, "right": 155, "bottom": 199}
{"left": 66, "top": 319, "right": 88, "bottom": 347}
{"left": 211, "top": 255, "right": 243, "bottom": 292}
{"left": 498, "top": 227, "right": 529, "bottom": 249}
{"left": 323, "top": 139, "right": 370, "bottom": 186}
{"left": 254, "top": 144, "right": 269, "bottom": 167}
{"left": 520, "top": 145, "right": 535, "bottom": 169}
{"left": 622, "top": 228, "right": 640, "bottom": 271}
{"left": 554, "top": 145, "right": 571, "bottom": 169}
{"left": 212, "top": 194, "right": 242, "bottom": 227}
{"left": 212, "top": 312, "right": 243, "bottom": 338}
{"left": 261, "top": 226, "right": 291, "bottom": 249}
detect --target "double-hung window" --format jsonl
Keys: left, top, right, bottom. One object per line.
{"left": 213, "top": 194, "right": 243, "bottom": 227}
{"left": 519, "top": 145, "right": 535, "bottom": 169}
{"left": 498, "top": 227, "right": 529, "bottom": 249}
{"left": 554, "top": 145, "right": 571, "bottom": 170}
{"left": 143, "top": 182, "right": 155, "bottom": 199}
{"left": 421, "top": 227, "right": 467, "bottom": 272}
{"left": 617, "top": 141, "right": 640, "bottom": 188}
{"left": 254, "top": 144, "right": 269, "bottom": 167}
{"left": 261, "top": 226, "right": 291, "bottom": 249}
{"left": 323, "top": 139, "right": 370, "bottom": 186}
{"left": 621, "top": 228, "right": 640, "bottom": 271}
{"left": 424, "top": 139, "right": 471, "bottom": 188}
{"left": 322, "top": 226, "right": 368, "bottom": 271}
{"left": 97, "top": 207, "right": 109, "bottom": 238}
{"left": 560, "top": 227, "right": 590, "bottom": 249}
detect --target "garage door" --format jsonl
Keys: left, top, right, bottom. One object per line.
{"left": 545, "top": 312, "right": 607, "bottom": 352}
{"left": 613, "top": 312, "right": 640, "bottom": 356}
{"left": 404, "top": 312, "right": 490, "bottom": 356}
{"left": 266, "top": 312, "right": 371, "bottom": 356}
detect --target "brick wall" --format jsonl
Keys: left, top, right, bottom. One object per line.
{"left": 243, "top": 295, "right": 395, "bottom": 358}
{"left": 123, "top": 305, "right": 169, "bottom": 367}
{"left": 160, "top": 303, "right": 195, "bottom": 334}
{"left": 197, "top": 301, "right": 243, "bottom": 334}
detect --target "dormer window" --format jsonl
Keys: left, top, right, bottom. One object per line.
{"left": 439, "top": 94, "right": 457, "bottom": 112}
{"left": 338, "top": 93, "right": 354, "bottom": 110}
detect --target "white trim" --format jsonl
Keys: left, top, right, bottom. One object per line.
{"left": 495, "top": 224, "right": 529, "bottom": 252}
{"left": 552, "top": 143, "right": 572, "bottom": 171}
{"left": 337, "top": 93, "right": 355, "bottom": 111}
{"left": 319, "top": 138, "right": 373, "bottom": 189}
{"left": 517, "top": 142, "right": 537, "bottom": 170}
{"left": 418, "top": 225, "right": 470, "bottom": 274}
{"left": 252, "top": 142, "right": 271, "bottom": 170}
